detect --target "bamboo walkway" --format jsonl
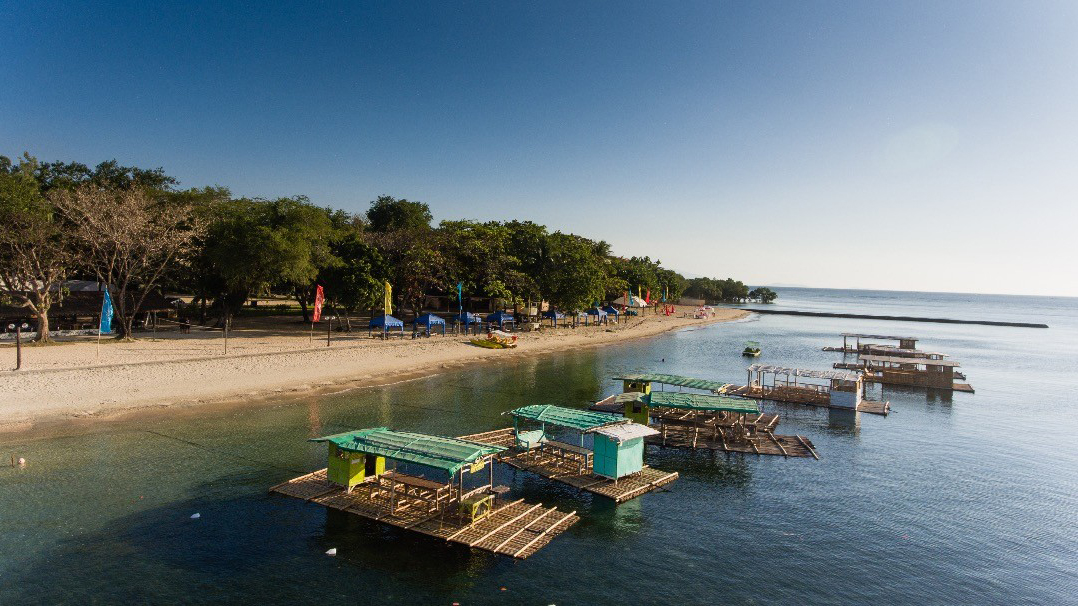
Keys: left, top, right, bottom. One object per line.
{"left": 459, "top": 428, "right": 680, "bottom": 503}
{"left": 270, "top": 469, "right": 578, "bottom": 559}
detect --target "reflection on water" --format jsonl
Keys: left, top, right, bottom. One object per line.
{"left": 2, "top": 290, "right": 1078, "bottom": 605}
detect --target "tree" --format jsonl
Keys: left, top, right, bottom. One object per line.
{"left": 749, "top": 287, "right": 778, "bottom": 303}
{"left": 320, "top": 233, "right": 387, "bottom": 329}
{"left": 540, "top": 232, "right": 611, "bottom": 312}
{"left": 0, "top": 156, "right": 69, "bottom": 341}
{"left": 366, "top": 195, "right": 432, "bottom": 233}
{"left": 51, "top": 184, "right": 205, "bottom": 339}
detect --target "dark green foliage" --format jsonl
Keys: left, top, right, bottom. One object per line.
{"left": 749, "top": 287, "right": 778, "bottom": 303}
{"left": 366, "top": 195, "right": 432, "bottom": 232}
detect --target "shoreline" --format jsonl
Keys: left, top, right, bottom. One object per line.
{"left": 0, "top": 307, "right": 749, "bottom": 435}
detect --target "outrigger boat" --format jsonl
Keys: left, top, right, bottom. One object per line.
{"left": 742, "top": 340, "right": 761, "bottom": 357}
{"left": 471, "top": 329, "right": 518, "bottom": 349}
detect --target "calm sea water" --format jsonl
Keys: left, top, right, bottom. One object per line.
{"left": 2, "top": 288, "right": 1076, "bottom": 605}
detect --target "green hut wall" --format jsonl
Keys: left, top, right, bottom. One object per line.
{"left": 592, "top": 434, "right": 645, "bottom": 480}
{"left": 326, "top": 443, "right": 385, "bottom": 490}
{"left": 622, "top": 380, "right": 652, "bottom": 425}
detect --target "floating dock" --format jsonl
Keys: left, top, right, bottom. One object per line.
{"left": 592, "top": 387, "right": 821, "bottom": 459}
{"left": 647, "top": 423, "right": 818, "bottom": 459}
{"left": 720, "top": 365, "right": 890, "bottom": 415}
{"left": 271, "top": 469, "right": 578, "bottom": 559}
{"left": 459, "top": 427, "right": 680, "bottom": 503}
{"left": 721, "top": 384, "right": 890, "bottom": 415}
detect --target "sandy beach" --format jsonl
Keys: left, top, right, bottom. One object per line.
{"left": 0, "top": 306, "right": 748, "bottom": 432}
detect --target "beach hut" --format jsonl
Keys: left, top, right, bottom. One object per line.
{"left": 369, "top": 314, "right": 405, "bottom": 339}
{"left": 413, "top": 313, "right": 446, "bottom": 336}
{"left": 601, "top": 305, "right": 620, "bottom": 324}
{"left": 542, "top": 310, "right": 565, "bottom": 328}
{"left": 486, "top": 310, "right": 515, "bottom": 330}
{"left": 584, "top": 307, "right": 608, "bottom": 326}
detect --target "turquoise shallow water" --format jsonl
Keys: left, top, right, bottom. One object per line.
{"left": 1, "top": 289, "right": 1076, "bottom": 605}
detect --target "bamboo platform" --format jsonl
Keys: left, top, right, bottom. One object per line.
{"left": 270, "top": 469, "right": 578, "bottom": 559}
{"left": 724, "top": 384, "right": 890, "bottom": 415}
{"left": 647, "top": 425, "right": 819, "bottom": 459}
{"left": 859, "top": 376, "right": 975, "bottom": 393}
{"left": 459, "top": 428, "right": 680, "bottom": 503}
{"left": 834, "top": 361, "right": 968, "bottom": 381}
{"left": 587, "top": 398, "right": 782, "bottom": 430}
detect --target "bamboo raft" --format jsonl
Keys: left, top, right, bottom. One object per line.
{"left": 648, "top": 424, "right": 819, "bottom": 459}
{"left": 270, "top": 469, "right": 578, "bottom": 559}
{"left": 721, "top": 384, "right": 890, "bottom": 415}
{"left": 458, "top": 428, "right": 680, "bottom": 503}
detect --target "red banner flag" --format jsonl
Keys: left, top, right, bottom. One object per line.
{"left": 312, "top": 285, "right": 325, "bottom": 322}
{"left": 645, "top": 289, "right": 651, "bottom": 304}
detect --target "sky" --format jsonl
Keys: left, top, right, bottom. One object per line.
{"left": 3, "top": 1, "right": 1077, "bottom": 296}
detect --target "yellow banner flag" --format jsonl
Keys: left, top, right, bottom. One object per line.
{"left": 384, "top": 281, "right": 392, "bottom": 315}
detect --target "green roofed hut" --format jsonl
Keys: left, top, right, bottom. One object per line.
{"left": 459, "top": 404, "right": 678, "bottom": 503}
{"left": 270, "top": 427, "right": 580, "bottom": 559}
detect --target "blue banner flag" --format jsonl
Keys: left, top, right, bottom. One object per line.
{"left": 100, "top": 289, "right": 114, "bottom": 334}
{"left": 457, "top": 282, "right": 463, "bottom": 305}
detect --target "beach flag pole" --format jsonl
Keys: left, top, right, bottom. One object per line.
{"left": 97, "top": 288, "right": 113, "bottom": 360}
{"left": 311, "top": 285, "right": 325, "bottom": 344}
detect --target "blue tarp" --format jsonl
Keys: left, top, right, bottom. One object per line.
{"left": 542, "top": 309, "right": 565, "bottom": 327}
{"left": 601, "top": 305, "right": 620, "bottom": 316}
{"left": 413, "top": 313, "right": 446, "bottom": 335}
{"left": 585, "top": 307, "right": 607, "bottom": 316}
{"left": 487, "top": 310, "right": 515, "bottom": 328}
{"left": 370, "top": 315, "right": 404, "bottom": 328}
{"left": 457, "top": 311, "right": 481, "bottom": 324}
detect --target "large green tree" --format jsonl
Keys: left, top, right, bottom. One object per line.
{"left": 0, "top": 155, "right": 69, "bottom": 341}
{"left": 366, "top": 195, "right": 432, "bottom": 233}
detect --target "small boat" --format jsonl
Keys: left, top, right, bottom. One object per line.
{"left": 471, "top": 330, "right": 518, "bottom": 349}
{"left": 742, "top": 340, "right": 761, "bottom": 357}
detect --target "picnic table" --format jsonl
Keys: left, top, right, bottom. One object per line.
{"left": 376, "top": 470, "right": 455, "bottom": 514}
{"left": 539, "top": 439, "right": 594, "bottom": 475}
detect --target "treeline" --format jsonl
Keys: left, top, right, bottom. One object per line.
{"left": 0, "top": 153, "right": 772, "bottom": 341}
{"left": 683, "top": 278, "right": 777, "bottom": 305}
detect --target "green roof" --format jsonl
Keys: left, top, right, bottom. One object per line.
{"left": 509, "top": 404, "right": 625, "bottom": 431}
{"left": 612, "top": 373, "right": 728, "bottom": 391}
{"left": 646, "top": 391, "right": 760, "bottom": 414}
{"left": 310, "top": 428, "right": 505, "bottom": 475}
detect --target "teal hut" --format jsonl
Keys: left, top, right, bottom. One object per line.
{"left": 592, "top": 423, "right": 659, "bottom": 480}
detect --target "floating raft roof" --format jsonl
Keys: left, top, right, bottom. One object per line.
{"left": 508, "top": 404, "right": 626, "bottom": 431}
{"left": 310, "top": 428, "right": 505, "bottom": 475}
{"left": 593, "top": 423, "right": 660, "bottom": 443}
{"left": 858, "top": 354, "right": 961, "bottom": 367}
{"left": 646, "top": 391, "right": 760, "bottom": 414}
{"left": 841, "top": 333, "right": 917, "bottom": 341}
{"left": 747, "top": 364, "right": 860, "bottom": 381}
{"left": 612, "top": 373, "right": 729, "bottom": 391}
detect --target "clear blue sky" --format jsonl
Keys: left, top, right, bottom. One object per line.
{"left": 3, "top": 1, "right": 1077, "bottom": 295}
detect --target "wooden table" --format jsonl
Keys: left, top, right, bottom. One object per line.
{"left": 459, "top": 493, "right": 494, "bottom": 523}
{"left": 539, "top": 440, "right": 593, "bottom": 475}
{"left": 377, "top": 471, "right": 455, "bottom": 514}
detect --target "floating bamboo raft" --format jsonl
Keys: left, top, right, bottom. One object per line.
{"left": 647, "top": 424, "right": 818, "bottom": 459}
{"left": 270, "top": 469, "right": 578, "bottom": 559}
{"left": 721, "top": 384, "right": 890, "bottom": 415}
{"left": 458, "top": 428, "right": 680, "bottom": 503}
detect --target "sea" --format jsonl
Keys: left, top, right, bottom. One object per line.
{"left": 1, "top": 288, "right": 1075, "bottom": 605}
